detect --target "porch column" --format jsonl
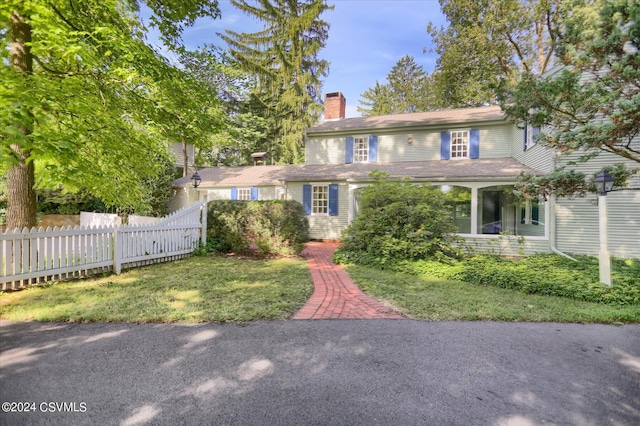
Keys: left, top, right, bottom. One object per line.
{"left": 348, "top": 184, "right": 355, "bottom": 224}
{"left": 470, "top": 187, "right": 478, "bottom": 235}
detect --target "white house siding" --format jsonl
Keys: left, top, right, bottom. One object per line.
{"left": 169, "top": 143, "right": 195, "bottom": 168}
{"left": 510, "top": 127, "right": 553, "bottom": 172}
{"left": 458, "top": 236, "right": 550, "bottom": 257}
{"left": 305, "top": 137, "right": 345, "bottom": 165}
{"left": 306, "top": 124, "right": 518, "bottom": 165}
{"left": 553, "top": 142, "right": 640, "bottom": 258}
{"left": 288, "top": 182, "right": 349, "bottom": 240}
{"left": 556, "top": 190, "right": 640, "bottom": 258}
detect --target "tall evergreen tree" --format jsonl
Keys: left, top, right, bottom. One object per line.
{"left": 358, "top": 55, "right": 433, "bottom": 116}
{"left": 357, "top": 82, "right": 394, "bottom": 117}
{"left": 221, "top": 0, "right": 332, "bottom": 164}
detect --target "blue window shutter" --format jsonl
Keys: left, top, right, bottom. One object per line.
{"left": 345, "top": 137, "right": 354, "bottom": 164}
{"left": 369, "top": 135, "right": 378, "bottom": 163}
{"left": 469, "top": 129, "right": 480, "bottom": 159}
{"left": 523, "top": 125, "right": 528, "bottom": 151}
{"left": 328, "top": 184, "right": 339, "bottom": 216}
{"left": 250, "top": 187, "right": 258, "bottom": 200}
{"left": 231, "top": 188, "right": 238, "bottom": 200}
{"left": 440, "top": 131, "right": 450, "bottom": 160}
{"left": 303, "top": 185, "right": 312, "bottom": 215}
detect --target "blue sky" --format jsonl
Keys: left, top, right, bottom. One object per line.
{"left": 156, "top": 0, "right": 447, "bottom": 118}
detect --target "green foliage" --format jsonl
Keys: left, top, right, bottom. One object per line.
{"left": 1, "top": 0, "right": 222, "bottom": 228}
{"left": 384, "top": 254, "right": 640, "bottom": 307}
{"left": 337, "top": 171, "right": 460, "bottom": 264}
{"left": 427, "top": 0, "right": 575, "bottom": 107}
{"left": 502, "top": 0, "right": 640, "bottom": 178}
{"left": 221, "top": 0, "right": 332, "bottom": 164}
{"left": 358, "top": 55, "right": 434, "bottom": 116}
{"left": 207, "top": 200, "right": 309, "bottom": 256}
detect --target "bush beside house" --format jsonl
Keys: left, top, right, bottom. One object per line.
{"left": 207, "top": 200, "right": 309, "bottom": 256}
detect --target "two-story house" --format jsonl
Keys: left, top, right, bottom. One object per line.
{"left": 171, "top": 92, "right": 640, "bottom": 259}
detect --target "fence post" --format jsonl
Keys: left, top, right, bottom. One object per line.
{"left": 200, "top": 201, "right": 208, "bottom": 247}
{"left": 113, "top": 227, "right": 122, "bottom": 274}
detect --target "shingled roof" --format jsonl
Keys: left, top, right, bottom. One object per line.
{"left": 172, "top": 158, "right": 542, "bottom": 188}
{"left": 306, "top": 105, "right": 506, "bottom": 134}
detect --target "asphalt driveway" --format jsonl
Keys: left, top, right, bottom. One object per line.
{"left": 1, "top": 320, "right": 639, "bottom": 425}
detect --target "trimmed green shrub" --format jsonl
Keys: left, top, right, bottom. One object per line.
{"left": 336, "top": 171, "right": 460, "bottom": 264}
{"left": 386, "top": 254, "right": 640, "bottom": 306}
{"left": 207, "top": 200, "right": 309, "bottom": 256}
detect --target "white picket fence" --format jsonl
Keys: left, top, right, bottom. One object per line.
{"left": 0, "top": 202, "right": 207, "bottom": 290}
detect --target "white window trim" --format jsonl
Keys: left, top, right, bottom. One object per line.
{"left": 450, "top": 129, "right": 469, "bottom": 160}
{"left": 311, "top": 183, "right": 329, "bottom": 215}
{"left": 353, "top": 135, "right": 369, "bottom": 163}
{"left": 526, "top": 125, "right": 539, "bottom": 150}
{"left": 237, "top": 188, "right": 251, "bottom": 201}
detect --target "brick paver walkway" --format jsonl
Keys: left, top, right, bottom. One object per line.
{"left": 293, "top": 242, "right": 404, "bottom": 320}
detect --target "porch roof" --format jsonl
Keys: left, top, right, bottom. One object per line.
{"left": 172, "top": 158, "right": 543, "bottom": 188}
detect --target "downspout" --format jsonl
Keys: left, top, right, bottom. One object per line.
{"left": 548, "top": 149, "right": 578, "bottom": 261}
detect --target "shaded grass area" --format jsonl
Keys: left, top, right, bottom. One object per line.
{"left": 345, "top": 264, "right": 640, "bottom": 324}
{"left": 0, "top": 256, "right": 313, "bottom": 323}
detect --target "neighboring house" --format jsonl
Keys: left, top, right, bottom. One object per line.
{"left": 169, "top": 142, "right": 195, "bottom": 172}
{"left": 171, "top": 92, "right": 640, "bottom": 258}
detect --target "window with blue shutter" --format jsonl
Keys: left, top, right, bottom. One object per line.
{"left": 523, "top": 125, "right": 528, "bottom": 151}
{"left": 250, "top": 187, "right": 258, "bottom": 200}
{"left": 345, "top": 137, "right": 354, "bottom": 164}
{"left": 328, "top": 184, "right": 339, "bottom": 216}
{"left": 469, "top": 129, "right": 480, "bottom": 159}
{"left": 368, "top": 135, "right": 378, "bottom": 162}
{"left": 303, "top": 185, "right": 312, "bottom": 215}
{"left": 440, "top": 131, "right": 450, "bottom": 160}
{"left": 231, "top": 188, "right": 238, "bottom": 200}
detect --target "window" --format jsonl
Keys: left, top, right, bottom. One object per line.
{"left": 312, "top": 185, "right": 328, "bottom": 214}
{"left": 450, "top": 130, "right": 469, "bottom": 158}
{"left": 303, "top": 184, "right": 338, "bottom": 216}
{"left": 345, "top": 135, "right": 377, "bottom": 163}
{"left": 525, "top": 125, "right": 540, "bottom": 150}
{"left": 276, "top": 186, "right": 285, "bottom": 200}
{"left": 354, "top": 137, "right": 368, "bottom": 162}
{"left": 231, "top": 187, "right": 258, "bottom": 200}
{"left": 237, "top": 188, "right": 251, "bottom": 200}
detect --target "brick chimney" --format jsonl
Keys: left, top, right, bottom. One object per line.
{"left": 324, "top": 92, "right": 346, "bottom": 120}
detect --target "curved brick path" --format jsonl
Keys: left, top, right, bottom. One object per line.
{"left": 293, "top": 242, "right": 404, "bottom": 320}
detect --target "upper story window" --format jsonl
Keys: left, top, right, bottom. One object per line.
{"left": 525, "top": 125, "right": 540, "bottom": 150}
{"left": 450, "top": 130, "right": 469, "bottom": 159}
{"left": 441, "top": 129, "right": 479, "bottom": 160}
{"left": 354, "top": 137, "right": 369, "bottom": 162}
{"left": 345, "top": 136, "right": 377, "bottom": 164}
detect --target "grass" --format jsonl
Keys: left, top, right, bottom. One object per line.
{"left": 0, "top": 256, "right": 313, "bottom": 323}
{"left": 345, "top": 264, "right": 640, "bottom": 324}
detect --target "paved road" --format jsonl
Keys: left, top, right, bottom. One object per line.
{"left": 1, "top": 320, "right": 639, "bottom": 426}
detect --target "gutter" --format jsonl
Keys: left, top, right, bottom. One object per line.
{"left": 548, "top": 149, "right": 578, "bottom": 261}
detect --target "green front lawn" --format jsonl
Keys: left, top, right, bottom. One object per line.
{"left": 346, "top": 264, "right": 640, "bottom": 323}
{"left": 0, "top": 256, "right": 313, "bottom": 323}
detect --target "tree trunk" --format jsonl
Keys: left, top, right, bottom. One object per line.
{"left": 7, "top": 11, "right": 37, "bottom": 229}
{"left": 182, "top": 140, "right": 188, "bottom": 177}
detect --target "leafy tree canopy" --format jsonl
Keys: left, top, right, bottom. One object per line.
{"left": 502, "top": 0, "right": 640, "bottom": 198}
{"left": 1, "top": 0, "right": 221, "bottom": 228}
{"left": 427, "top": 0, "right": 578, "bottom": 107}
